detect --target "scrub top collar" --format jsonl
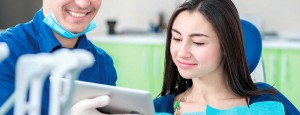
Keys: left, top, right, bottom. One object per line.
{"left": 33, "top": 9, "right": 91, "bottom": 53}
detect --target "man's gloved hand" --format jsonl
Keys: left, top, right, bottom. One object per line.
{"left": 71, "top": 95, "right": 110, "bottom": 115}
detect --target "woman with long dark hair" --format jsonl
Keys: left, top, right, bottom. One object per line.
{"left": 154, "top": 0, "right": 287, "bottom": 114}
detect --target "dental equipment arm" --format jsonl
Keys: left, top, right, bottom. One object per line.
{"left": 14, "top": 54, "right": 56, "bottom": 115}
{"left": 49, "top": 49, "right": 94, "bottom": 115}
{"left": 0, "top": 48, "right": 95, "bottom": 115}
{"left": 0, "top": 45, "right": 56, "bottom": 115}
{"left": 0, "top": 43, "right": 9, "bottom": 62}
{"left": 0, "top": 43, "right": 10, "bottom": 114}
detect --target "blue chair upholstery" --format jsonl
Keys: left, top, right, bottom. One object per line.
{"left": 241, "top": 19, "right": 299, "bottom": 114}
{"left": 241, "top": 20, "right": 262, "bottom": 73}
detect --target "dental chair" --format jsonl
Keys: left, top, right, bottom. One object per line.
{"left": 241, "top": 19, "right": 299, "bottom": 114}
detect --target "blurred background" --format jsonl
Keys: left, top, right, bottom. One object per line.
{"left": 1, "top": 0, "right": 299, "bottom": 109}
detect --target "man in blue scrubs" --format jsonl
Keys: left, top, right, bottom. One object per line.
{"left": 0, "top": 0, "right": 117, "bottom": 114}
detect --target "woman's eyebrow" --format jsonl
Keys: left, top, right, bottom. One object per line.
{"left": 172, "top": 29, "right": 209, "bottom": 38}
{"left": 190, "top": 33, "right": 209, "bottom": 38}
{"left": 171, "top": 29, "right": 181, "bottom": 35}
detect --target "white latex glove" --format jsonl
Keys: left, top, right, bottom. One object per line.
{"left": 71, "top": 95, "right": 110, "bottom": 115}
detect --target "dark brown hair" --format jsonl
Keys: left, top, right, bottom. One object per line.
{"left": 159, "top": 0, "right": 276, "bottom": 100}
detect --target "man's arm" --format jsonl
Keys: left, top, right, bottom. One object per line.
{"left": 108, "top": 56, "right": 117, "bottom": 86}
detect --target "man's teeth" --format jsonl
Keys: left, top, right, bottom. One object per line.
{"left": 69, "top": 11, "right": 86, "bottom": 17}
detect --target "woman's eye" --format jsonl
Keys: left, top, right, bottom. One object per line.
{"left": 193, "top": 42, "right": 204, "bottom": 45}
{"left": 172, "top": 37, "right": 181, "bottom": 41}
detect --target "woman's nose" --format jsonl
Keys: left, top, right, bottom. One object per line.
{"left": 177, "top": 42, "right": 192, "bottom": 58}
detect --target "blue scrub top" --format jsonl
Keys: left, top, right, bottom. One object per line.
{"left": 0, "top": 9, "right": 117, "bottom": 115}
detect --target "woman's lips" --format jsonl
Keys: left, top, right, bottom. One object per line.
{"left": 177, "top": 60, "right": 197, "bottom": 69}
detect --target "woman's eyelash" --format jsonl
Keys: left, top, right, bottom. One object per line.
{"left": 172, "top": 37, "right": 181, "bottom": 41}
{"left": 193, "top": 42, "right": 204, "bottom": 45}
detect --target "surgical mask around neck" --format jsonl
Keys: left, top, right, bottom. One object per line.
{"left": 43, "top": 0, "right": 96, "bottom": 39}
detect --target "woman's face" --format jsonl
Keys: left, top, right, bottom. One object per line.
{"left": 170, "top": 10, "right": 223, "bottom": 79}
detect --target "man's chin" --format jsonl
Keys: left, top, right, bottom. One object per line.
{"left": 70, "top": 29, "right": 86, "bottom": 34}
{"left": 65, "top": 25, "right": 88, "bottom": 33}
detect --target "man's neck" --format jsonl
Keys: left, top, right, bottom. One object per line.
{"left": 53, "top": 31, "right": 78, "bottom": 48}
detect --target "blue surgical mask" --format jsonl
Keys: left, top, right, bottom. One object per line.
{"left": 43, "top": 0, "right": 96, "bottom": 39}
{"left": 43, "top": 13, "right": 96, "bottom": 39}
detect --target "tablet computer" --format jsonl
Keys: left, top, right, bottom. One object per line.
{"left": 50, "top": 77, "right": 155, "bottom": 114}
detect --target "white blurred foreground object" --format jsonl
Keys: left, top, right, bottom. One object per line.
{"left": 0, "top": 43, "right": 10, "bottom": 114}
{"left": 49, "top": 49, "right": 94, "bottom": 115}
{"left": 0, "top": 43, "right": 9, "bottom": 62}
{"left": 14, "top": 54, "right": 57, "bottom": 115}
{"left": 0, "top": 49, "right": 95, "bottom": 115}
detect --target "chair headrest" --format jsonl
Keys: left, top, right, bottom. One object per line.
{"left": 241, "top": 19, "right": 262, "bottom": 73}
